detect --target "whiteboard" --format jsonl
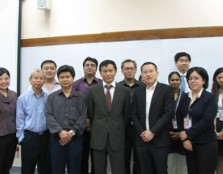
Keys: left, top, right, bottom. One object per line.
{"left": 0, "top": 0, "right": 19, "bottom": 91}
{"left": 21, "top": 36, "right": 223, "bottom": 93}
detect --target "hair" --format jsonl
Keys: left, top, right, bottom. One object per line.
{"left": 140, "top": 62, "right": 158, "bottom": 72}
{"left": 186, "top": 67, "right": 209, "bottom": 89}
{"left": 99, "top": 60, "right": 117, "bottom": 72}
{"left": 174, "top": 52, "right": 191, "bottom": 63}
{"left": 0, "top": 67, "right": 10, "bottom": 78}
{"left": 121, "top": 59, "right": 137, "bottom": 69}
{"left": 168, "top": 71, "right": 181, "bottom": 83}
{"left": 83, "top": 57, "right": 98, "bottom": 68}
{"left": 41, "top": 60, "right": 57, "bottom": 69}
{"left": 57, "top": 65, "right": 75, "bottom": 78}
{"left": 29, "top": 69, "right": 44, "bottom": 80}
{"left": 211, "top": 67, "right": 223, "bottom": 97}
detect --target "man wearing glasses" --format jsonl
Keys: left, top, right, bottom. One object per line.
{"left": 73, "top": 57, "right": 102, "bottom": 174}
{"left": 118, "top": 59, "right": 144, "bottom": 174}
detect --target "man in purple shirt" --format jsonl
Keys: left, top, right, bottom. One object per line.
{"left": 73, "top": 57, "right": 102, "bottom": 174}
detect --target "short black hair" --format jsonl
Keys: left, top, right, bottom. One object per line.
{"left": 83, "top": 57, "right": 98, "bottom": 68}
{"left": 41, "top": 60, "right": 57, "bottom": 69}
{"left": 186, "top": 67, "right": 209, "bottom": 89}
{"left": 168, "top": 71, "right": 181, "bottom": 83}
{"left": 121, "top": 59, "right": 137, "bottom": 69}
{"left": 0, "top": 67, "right": 10, "bottom": 77}
{"left": 141, "top": 62, "right": 158, "bottom": 72}
{"left": 57, "top": 65, "right": 75, "bottom": 78}
{"left": 99, "top": 60, "right": 117, "bottom": 72}
{"left": 174, "top": 52, "right": 191, "bottom": 62}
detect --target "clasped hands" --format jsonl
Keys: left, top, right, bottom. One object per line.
{"left": 140, "top": 130, "right": 154, "bottom": 142}
{"left": 59, "top": 130, "right": 73, "bottom": 146}
{"left": 179, "top": 131, "right": 193, "bottom": 151}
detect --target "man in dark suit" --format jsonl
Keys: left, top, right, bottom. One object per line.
{"left": 131, "top": 62, "right": 174, "bottom": 174}
{"left": 87, "top": 60, "right": 131, "bottom": 174}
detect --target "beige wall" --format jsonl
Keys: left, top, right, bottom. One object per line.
{"left": 22, "top": 0, "right": 223, "bottom": 39}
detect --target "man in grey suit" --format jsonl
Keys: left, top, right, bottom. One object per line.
{"left": 131, "top": 62, "right": 174, "bottom": 174}
{"left": 87, "top": 60, "right": 131, "bottom": 174}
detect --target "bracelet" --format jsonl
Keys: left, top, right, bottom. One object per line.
{"left": 181, "top": 138, "right": 189, "bottom": 142}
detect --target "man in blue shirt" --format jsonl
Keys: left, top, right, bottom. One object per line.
{"left": 16, "top": 69, "right": 51, "bottom": 174}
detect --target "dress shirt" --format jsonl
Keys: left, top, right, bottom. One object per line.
{"left": 0, "top": 89, "right": 17, "bottom": 136}
{"left": 145, "top": 81, "right": 157, "bottom": 130}
{"left": 73, "top": 77, "right": 102, "bottom": 96}
{"left": 16, "top": 89, "right": 48, "bottom": 143}
{"left": 45, "top": 89, "right": 87, "bottom": 135}
{"left": 103, "top": 81, "right": 116, "bottom": 102}
{"left": 42, "top": 80, "right": 61, "bottom": 94}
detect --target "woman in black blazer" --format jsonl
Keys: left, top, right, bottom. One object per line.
{"left": 177, "top": 67, "right": 218, "bottom": 174}
{"left": 212, "top": 67, "right": 223, "bottom": 174}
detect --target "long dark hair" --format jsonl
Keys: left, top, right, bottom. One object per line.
{"left": 212, "top": 67, "right": 223, "bottom": 98}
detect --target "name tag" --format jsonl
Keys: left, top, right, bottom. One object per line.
{"left": 217, "top": 107, "right": 223, "bottom": 121}
{"left": 172, "top": 118, "right": 178, "bottom": 129}
{"left": 184, "top": 115, "right": 192, "bottom": 129}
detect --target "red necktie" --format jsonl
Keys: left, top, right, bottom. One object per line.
{"left": 105, "top": 85, "right": 112, "bottom": 110}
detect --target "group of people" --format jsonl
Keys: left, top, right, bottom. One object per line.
{"left": 0, "top": 52, "right": 223, "bottom": 174}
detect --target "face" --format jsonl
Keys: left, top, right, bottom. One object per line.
{"left": 141, "top": 64, "right": 159, "bottom": 87}
{"left": 83, "top": 60, "right": 97, "bottom": 77}
{"left": 42, "top": 63, "right": 57, "bottom": 80}
{"left": 100, "top": 64, "right": 117, "bottom": 85}
{"left": 175, "top": 56, "right": 190, "bottom": 74}
{"left": 188, "top": 71, "right": 205, "bottom": 92}
{"left": 169, "top": 74, "right": 181, "bottom": 89}
{"left": 216, "top": 72, "right": 223, "bottom": 89}
{"left": 122, "top": 62, "right": 136, "bottom": 80}
{"left": 0, "top": 73, "right": 10, "bottom": 91}
{"left": 30, "top": 71, "right": 45, "bottom": 90}
{"left": 58, "top": 72, "right": 74, "bottom": 89}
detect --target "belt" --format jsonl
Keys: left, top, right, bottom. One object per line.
{"left": 24, "top": 130, "right": 49, "bottom": 136}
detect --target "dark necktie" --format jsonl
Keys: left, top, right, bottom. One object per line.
{"left": 105, "top": 85, "right": 112, "bottom": 110}
{"left": 181, "top": 75, "right": 186, "bottom": 92}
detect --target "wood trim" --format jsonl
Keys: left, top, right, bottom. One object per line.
{"left": 21, "top": 26, "right": 223, "bottom": 47}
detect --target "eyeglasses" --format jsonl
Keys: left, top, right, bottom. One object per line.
{"left": 123, "top": 67, "right": 136, "bottom": 72}
{"left": 84, "top": 64, "right": 96, "bottom": 68}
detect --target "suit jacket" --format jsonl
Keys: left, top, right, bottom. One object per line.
{"left": 87, "top": 83, "right": 131, "bottom": 151}
{"left": 177, "top": 89, "right": 218, "bottom": 144}
{"left": 131, "top": 82, "right": 174, "bottom": 147}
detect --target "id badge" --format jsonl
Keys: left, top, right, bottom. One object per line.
{"left": 184, "top": 115, "right": 192, "bottom": 129}
{"left": 218, "top": 107, "right": 223, "bottom": 121}
{"left": 172, "top": 118, "right": 178, "bottom": 129}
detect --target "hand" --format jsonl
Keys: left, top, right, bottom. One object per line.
{"left": 59, "top": 130, "right": 72, "bottom": 146}
{"left": 140, "top": 130, "right": 154, "bottom": 142}
{"left": 179, "top": 131, "right": 188, "bottom": 141}
{"left": 183, "top": 139, "right": 193, "bottom": 151}
{"left": 216, "top": 131, "right": 223, "bottom": 140}
{"left": 170, "top": 131, "right": 180, "bottom": 140}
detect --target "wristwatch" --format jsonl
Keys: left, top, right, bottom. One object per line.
{"left": 69, "top": 130, "right": 75, "bottom": 136}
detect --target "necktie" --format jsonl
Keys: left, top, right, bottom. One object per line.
{"left": 181, "top": 75, "right": 186, "bottom": 93}
{"left": 105, "top": 85, "right": 112, "bottom": 110}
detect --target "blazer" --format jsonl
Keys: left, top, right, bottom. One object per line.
{"left": 131, "top": 82, "right": 174, "bottom": 147}
{"left": 177, "top": 89, "right": 218, "bottom": 144}
{"left": 87, "top": 83, "right": 131, "bottom": 151}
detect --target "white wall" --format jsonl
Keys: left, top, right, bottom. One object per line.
{"left": 0, "top": 0, "right": 19, "bottom": 91}
{"left": 20, "top": 37, "right": 223, "bottom": 93}
{"left": 21, "top": 0, "right": 223, "bottom": 39}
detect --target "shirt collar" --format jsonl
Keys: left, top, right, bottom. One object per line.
{"left": 146, "top": 81, "right": 157, "bottom": 90}
{"left": 188, "top": 88, "right": 203, "bottom": 100}
{"left": 103, "top": 81, "right": 116, "bottom": 88}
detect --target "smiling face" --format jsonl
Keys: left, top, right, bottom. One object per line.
{"left": 188, "top": 71, "right": 205, "bottom": 93}
{"left": 216, "top": 72, "right": 223, "bottom": 90}
{"left": 0, "top": 73, "right": 10, "bottom": 91}
{"left": 100, "top": 64, "right": 117, "bottom": 85}
{"left": 83, "top": 60, "right": 97, "bottom": 77}
{"left": 42, "top": 63, "right": 57, "bottom": 80}
{"left": 175, "top": 56, "right": 190, "bottom": 74}
{"left": 169, "top": 74, "right": 181, "bottom": 90}
{"left": 141, "top": 64, "right": 159, "bottom": 88}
